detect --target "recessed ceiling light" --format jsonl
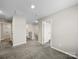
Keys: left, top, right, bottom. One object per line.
{"left": 31, "top": 5, "right": 35, "bottom": 9}
{"left": 0, "top": 10, "right": 3, "bottom": 14}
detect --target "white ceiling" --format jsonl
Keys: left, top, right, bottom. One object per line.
{"left": 0, "top": 0, "right": 78, "bottom": 23}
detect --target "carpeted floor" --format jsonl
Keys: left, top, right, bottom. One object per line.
{"left": 0, "top": 40, "right": 77, "bottom": 59}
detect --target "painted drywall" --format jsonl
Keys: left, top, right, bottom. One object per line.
{"left": 38, "top": 5, "right": 78, "bottom": 57}
{"left": 0, "top": 23, "right": 1, "bottom": 41}
{"left": 0, "top": 0, "right": 77, "bottom": 22}
{"left": 51, "top": 5, "right": 78, "bottom": 56}
{"left": 38, "top": 21, "right": 43, "bottom": 44}
{"left": 12, "top": 16, "right": 26, "bottom": 46}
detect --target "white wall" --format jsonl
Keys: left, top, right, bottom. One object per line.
{"left": 38, "top": 5, "right": 78, "bottom": 57}
{"left": 12, "top": 16, "right": 26, "bottom": 46}
{"left": 38, "top": 21, "right": 43, "bottom": 44}
{"left": 51, "top": 5, "right": 78, "bottom": 57}
{"left": 0, "top": 23, "right": 1, "bottom": 41}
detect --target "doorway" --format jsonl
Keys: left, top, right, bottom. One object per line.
{"left": 26, "top": 24, "right": 39, "bottom": 42}
{"left": 0, "top": 18, "right": 13, "bottom": 48}
{"left": 42, "top": 20, "right": 51, "bottom": 46}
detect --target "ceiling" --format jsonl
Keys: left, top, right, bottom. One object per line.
{"left": 0, "top": 0, "right": 78, "bottom": 23}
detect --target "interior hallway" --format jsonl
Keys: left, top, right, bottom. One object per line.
{"left": 0, "top": 40, "right": 76, "bottom": 59}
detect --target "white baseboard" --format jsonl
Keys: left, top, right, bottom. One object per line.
{"left": 13, "top": 41, "right": 26, "bottom": 47}
{"left": 51, "top": 46, "right": 77, "bottom": 58}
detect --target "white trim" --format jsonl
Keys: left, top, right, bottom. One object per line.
{"left": 13, "top": 41, "right": 26, "bottom": 47}
{"left": 51, "top": 46, "right": 77, "bottom": 58}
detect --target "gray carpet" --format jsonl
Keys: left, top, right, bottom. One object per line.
{"left": 0, "top": 40, "right": 77, "bottom": 59}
